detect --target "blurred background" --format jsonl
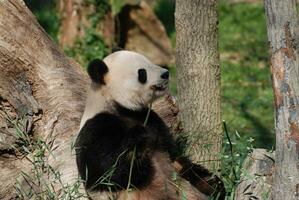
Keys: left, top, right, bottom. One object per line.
{"left": 24, "top": 0, "right": 274, "bottom": 150}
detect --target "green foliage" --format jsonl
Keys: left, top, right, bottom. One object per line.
{"left": 25, "top": 0, "right": 59, "bottom": 42}
{"left": 1, "top": 111, "right": 85, "bottom": 199}
{"left": 154, "top": 0, "right": 175, "bottom": 36}
{"left": 110, "top": 0, "right": 125, "bottom": 16}
{"left": 14, "top": 137, "right": 86, "bottom": 200}
{"left": 220, "top": 121, "right": 254, "bottom": 199}
{"left": 64, "top": 30, "right": 109, "bottom": 68}
{"left": 64, "top": 0, "right": 110, "bottom": 67}
{"left": 154, "top": 0, "right": 176, "bottom": 47}
{"left": 26, "top": 0, "right": 110, "bottom": 67}
{"left": 219, "top": 1, "right": 268, "bottom": 60}
{"left": 87, "top": 0, "right": 110, "bottom": 25}
{"left": 218, "top": 4, "right": 274, "bottom": 196}
{"left": 219, "top": 1, "right": 274, "bottom": 148}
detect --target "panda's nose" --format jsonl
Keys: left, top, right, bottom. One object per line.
{"left": 161, "top": 70, "right": 169, "bottom": 79}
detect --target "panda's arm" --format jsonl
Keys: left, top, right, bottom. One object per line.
{"left": 173, "top": 157, "right": 226, "bottom": 199}
{"left": 147, "top": 110, "right": 180, "bottom": 160}
{"left": 75, "top": 113, "right": 155, "bottom": 191}
{"left": 147, "top": 111, "right": 226, "bottom": 199}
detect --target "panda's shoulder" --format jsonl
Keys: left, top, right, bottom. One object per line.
{"left": 79, "top": 112, "right": 124, "bottom": 136}
{"left": 83, "top": 112, "right": 118, "bottom": 126}
{"left": 148, "top": 110, "right": 167, "bottom": 127}
{"left": 149, "top": 110, "right": 162, "bottom": 120}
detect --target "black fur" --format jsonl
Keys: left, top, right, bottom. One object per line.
{"left": 87, "top": 59, "right": 108, "bottom": 84}
{"left": 138, "top": 68, "right": 147, "bottom": 84}
{"left": 111, "top": 47, "right": 123, "bottom": 53}
{"left": 76, "top": 103, "right": 225, "bottom": 198}
{"left": 75, "top": 103, "right": 177, "bottom": 192}
{"left": 176, "top": 157, "right": 226, "bottom": 200}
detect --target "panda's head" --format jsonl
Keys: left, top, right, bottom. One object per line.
{"left": 87, "top": 50, "right": 169, "bottom": 110}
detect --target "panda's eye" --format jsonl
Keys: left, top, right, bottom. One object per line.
{"left": 138, "top": 68, "right": 147, "bottom": 84}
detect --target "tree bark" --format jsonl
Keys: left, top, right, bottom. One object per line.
{"left": 235, "top": 149, "right": 274, "bottom": 199}
{"left": 0, "top": 1, "right": 204, "bottom": 199}
{"left": 0, "top": 0, "right": 88, "bottom": 198}
{"left": 175, "top": 0, "right": 221, "bottom": 171}
{"left": 118, "top": 1, "right": 174, "bottom": 66}
{"left": 264, "top": 0, "right": 299, "bottom": 199}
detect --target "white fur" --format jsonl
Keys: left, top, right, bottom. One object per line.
{"left": 79, "top": 86, "right": 111, "bottom": 129}
{"left": 80, "top": 51, "right": 168, "bottom": 129}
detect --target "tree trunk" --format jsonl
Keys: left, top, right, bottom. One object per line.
{"left": 0, "top": 1, "right": 203, "bottom": 199}
{"left": 175, "top": 0, "right": 221, "bottom": 171}
{"left": 264, "top": 0, "right": 299, "bottom": 199}
{"left": 0, "top": 0, "right": 88, "bottom": 198}
{"left": 235, "top": 149, "right": 274, "bottom": 199}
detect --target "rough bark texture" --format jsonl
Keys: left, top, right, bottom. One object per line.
{"left": 118, "top": 1, "right": 174, "bottom": 66}
{"left": 175, "top": 0, "right": 221, "bottom": 170}
{"left": 0, "top": 1, "right": 204, "bottom": 199}
{"left": 235, "top": 149, "right": 274, "bottom": 200}
{"left": 153, "top": 94, "right": 182, "bottom": 135}
{"left": 0, "top": 0, "right": 88, "bottom": 198}
{"left": 264, "top": 0, "right": 299, "bottom": 199}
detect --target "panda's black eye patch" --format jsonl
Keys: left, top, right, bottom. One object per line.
{"left": 138, "top": 68, "right": 147, "bottom": 84}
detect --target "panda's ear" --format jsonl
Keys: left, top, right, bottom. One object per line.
{"left": 87, "top": 59, "right": 108, "bottom": 84}
{"left": 111, "top": 47, "right": 123, "bottom": 53}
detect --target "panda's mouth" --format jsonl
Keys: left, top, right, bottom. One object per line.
{"left": 151, "top": 81, "right": 168, "bottom": 91}
{"left": 153, "top": 85, "right": 165, "bottom": 91}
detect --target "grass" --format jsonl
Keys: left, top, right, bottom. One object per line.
{"left": 219, "top": 1, "right": 274, "bottom": 148}
{"left": 220, "top": 121, "right": 255, "bottom": 199}
{"left": 14, "top": 137, "right": 85, "bottom": 200}
{"left": 0, "top": 109, "right": 85, "bottom": 199}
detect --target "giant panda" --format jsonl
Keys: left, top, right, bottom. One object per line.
{"left": 75, "top": 50, "right": 225, "bottom": 200}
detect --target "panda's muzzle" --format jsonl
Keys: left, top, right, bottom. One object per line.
{"left": 150, "top": 69, "right": 169, "bottom": 91}
{"left": 153, "top": 85, "right": 165, "bottom": 91}
{"left": 151, "top": 80, "right": 168, "bottom": 91}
